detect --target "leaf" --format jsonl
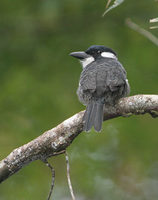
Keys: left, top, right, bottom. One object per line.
{"left": 102, "top": 0, "right": 124, "bottom": 17}
{"left": 106, "top": 0, "right": 112, "bottom": 8}
{"left": 150, "top": 26, "right": 158, "bottom": 29}
{"left": 150, "top": 17, "right": 158, "bottom": 23}
{"left": 150, "top": 18, "right": 158, "bottom": 29}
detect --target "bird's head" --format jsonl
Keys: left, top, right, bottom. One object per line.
{"left": 70, "top": 45, "right": 117, "bottom": 68}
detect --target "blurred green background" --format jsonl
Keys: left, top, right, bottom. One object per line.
{"left": 0, "top": 0, "right": 158, "bottom": 199}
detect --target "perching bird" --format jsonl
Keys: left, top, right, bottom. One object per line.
{"left": 70, "top": 45, "right": 130, "bottom": 132}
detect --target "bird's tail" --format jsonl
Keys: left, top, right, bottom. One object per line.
{"left": 83, "top": 99, "right": 104, "bottom": 132}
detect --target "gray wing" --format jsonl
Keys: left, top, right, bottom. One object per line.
{"left": 79, "top": 64, "right": 97, "bottom": 91}
{"left": 78, "top": 59, "right": 129, "bottom": 104}
{"left": 80, "top": 59, "right": 126, "bottom": 89}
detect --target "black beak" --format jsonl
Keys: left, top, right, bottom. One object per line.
{"left": 69, "top": 51, "right": 89, "bottom": 60}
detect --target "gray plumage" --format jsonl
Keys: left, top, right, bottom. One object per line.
{"left": 70, "top": 45, "right": 130, "bottom": 132}
{"left": 77, "top": 57, "right": 130, "bottom": 132}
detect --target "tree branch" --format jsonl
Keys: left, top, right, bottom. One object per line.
{"left": 65, "top": 151, "right": 76, "bottom": 200}
{"left": 0, "top": 95, "right": 158, "bottom": 184}
{"left": 42, "top": 159, "right": 56, "bottom": 200}
{"left": 125, "top": 18, "right": 158, "bottom": 46}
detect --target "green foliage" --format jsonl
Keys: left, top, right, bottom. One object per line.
{"left": 103, "top": 0, "right": 124, "bottom": 16}
{"left": 150, "top": 17, "right": 158, "bottom": 29}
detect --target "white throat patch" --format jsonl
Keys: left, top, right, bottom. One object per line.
{"left": 101, "top": 52, "right": 117, "bottom": 59}
{"left": 80, "top": 56, "right": 95, "bottom": 68}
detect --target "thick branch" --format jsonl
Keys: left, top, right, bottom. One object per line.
{"left": 0, "top": 95, "right": 158, "bottom": 183}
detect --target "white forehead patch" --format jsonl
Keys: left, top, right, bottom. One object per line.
{"left": 101, "top": 52, "right": 117, "bottom": 59}
{"left": 80, "top": 56, "right": 95, "bottom": 68}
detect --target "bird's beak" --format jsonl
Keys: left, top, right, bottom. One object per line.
{"left": 69, "top": 51, "right": 89, "bottom": 60}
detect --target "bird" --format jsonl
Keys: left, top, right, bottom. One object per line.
{"left": 70, "top": 45, "right": 130, "bottom": 132}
